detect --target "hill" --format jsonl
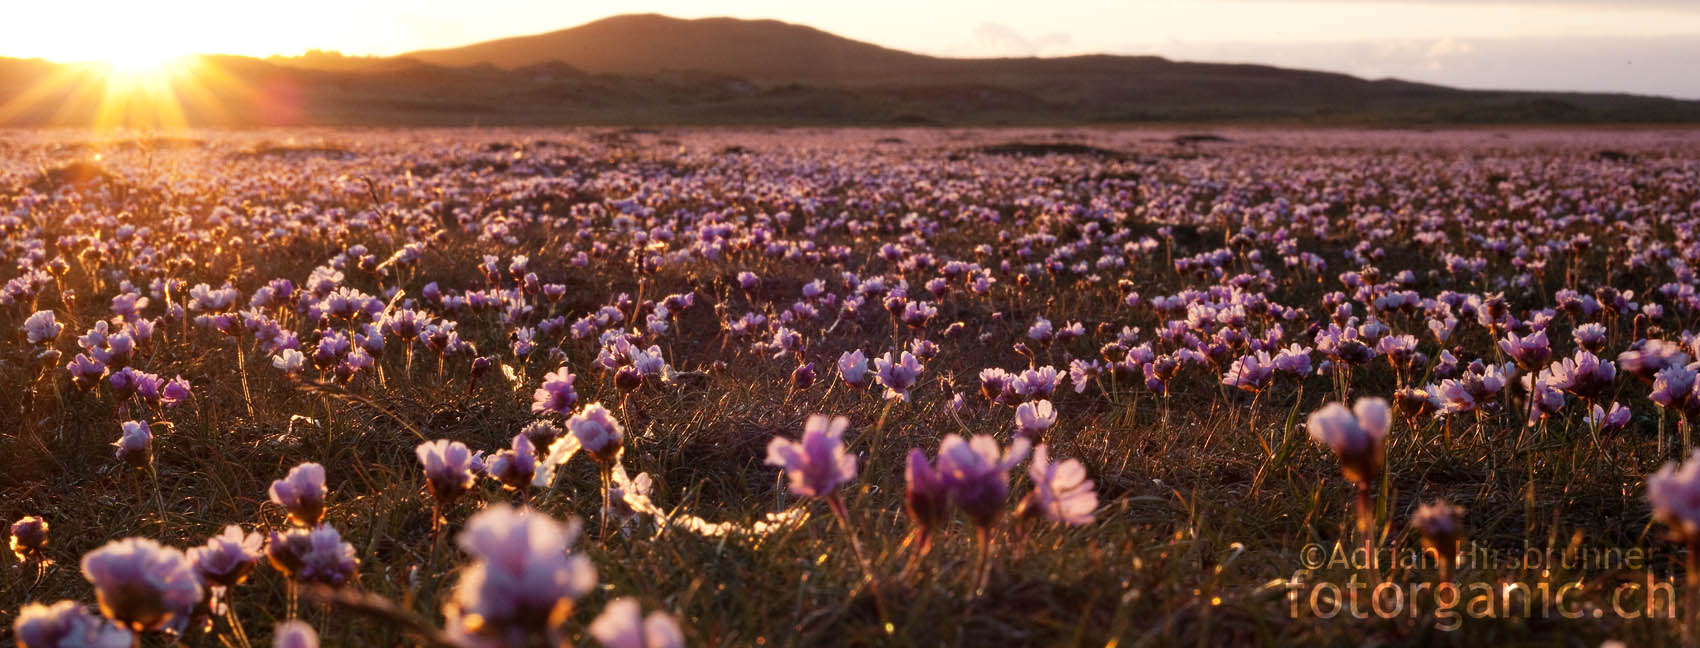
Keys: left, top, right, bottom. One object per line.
{"left": 2, "top": 13, "right": 1698, "bottom": 127}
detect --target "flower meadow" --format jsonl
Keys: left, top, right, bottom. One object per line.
{"left": 3, "top": 127, "right": 1700, "bottom": 646}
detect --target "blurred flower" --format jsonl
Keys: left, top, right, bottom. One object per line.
{"left": 13, "top": 600, "right": 131, "bottom": 648}
{"left": 905, "top": 448, "right": 948, "bottom": 552}
{"left": 1307, "top": 398, "right": 1389, "bottom": 486}
{"left": 444, "top": 505, "right": 596, "bottom": 648}
{"left": 273, "top": 621, "right": 319, "bottom": 648}
{"left": 589, "top": 597, "right": 685, "bottom": 648}
{"left": 938, "top": 434, "right": 1031, "bottom": 530}
{"left": 80, "top": 537, "right": 201, "bottom": 633}
{"left": 1017, "top": 445, "right": 1097, "bottom": 525}
{"left": 10, "top": 515, "right": 48, "bottom": 562}
{"left": 1648, "top": 450, "right": 1700, "bottom": 541}
{"left": 766, "top": 414, "right": 856, "bottom": 498}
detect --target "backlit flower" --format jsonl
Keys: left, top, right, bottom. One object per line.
{"left": 765, "top": 414, "right": 856, "bottom": 498}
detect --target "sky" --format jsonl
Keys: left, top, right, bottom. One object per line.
{"left": 5, "top": 0, "right": 1699, "bottom": 98}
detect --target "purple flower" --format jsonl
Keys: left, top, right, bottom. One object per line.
{"left": 1018, "top": 445, "right": 1098, "bottom": 525}
{"left": 837, "top": 349, "right": 868, "bottom": 386}
{"left": 1547, "top": 350, "right": 1616, "bottom": 400}
{"left": 904, "top": 449, "right": 948, "bottom": 550}
{"left": 568, "top": 403, "right": 625, "bottom": 465}
{"left": 273, "top": 621, "right": 319, "bottom": 648}
{"left": 1652, "top": 365, "right": 1700, "bottom": 417}
{"left": 265, "top": 524, "right": 358, "bottom": 587}
{"left": 589, "top": 597, "right": 686, "bottom": 648}
{"left": 1273, "top": 344, "right": 1312, "bottom": 377}
{"left": 1410, "top": 500, "right": 1465, "bottom": 559}
{"left": 488, "top": 434, "right": 539, "bottom": 491}
{"left": 270, "top": 462, "right": 328, "bottom": 527}
{"left": 1221, "top": 351, "right": 1274, "bottom": 392}
{"left": 1013, "top": 400, "right": 1057, "bottom": 442}
{"left": 10, "top": 515, "right": 48, "bottom": 562}
{"left": 1589, "top": 402, "right": 1633, "bottom": 432}
{"left": 417, "top": 439, "right": 478, "bottom": 506}
{"left": 1307, "top": 398, "right": 1390, "bottom": 485}
{"left": 1649, "top": 450, "right": 1700, "bottom": 540}
{"left": 23, "top": 310, "right": 61, "bottom": 344}
{"left": 13, "top": 600, "right": 131, "bottom": 648}
{"left": 189, "top": 525, "right": 263, "bottom": 587}
{"left": 765, "top": 414, "right": 857, "bottom": 498}
{"left": 114, "top": 420, "right": 152, "bottom": 468}
{"left": 531, "top": 366, "right": 578, "bottom": 416}
{"left": 937, "top": 434, "right": 1030, "bottom": 530}
{"left": 80, "top": 537, "right": 202, "bottom": 632}
{"left": 979, "top": 368, "right": 1014, "bottom": 403}
{"left": 874, "top": 351, "right": 924, "bottom": 401}
{"left": 444, "top": 505, "right": 596, "bottom": 648}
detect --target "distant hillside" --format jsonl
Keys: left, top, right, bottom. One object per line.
{"left": 403, "top": 13, "right": 938, "bottom": 84}
{"left": 2, "top": 13, "right": 1698, "bottom": 127}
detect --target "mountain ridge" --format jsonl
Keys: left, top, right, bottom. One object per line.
{"left": 1, "top": 13, "right": 1697, "bottom": 127}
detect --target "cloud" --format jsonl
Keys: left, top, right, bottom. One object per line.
{"left": 1137, "top": 35, "right": 1700, "bottom": 99}
{"left": 953, "top": 21, "right": 1073, "bottom": 58}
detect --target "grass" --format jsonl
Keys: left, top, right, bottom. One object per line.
{"left": 1, "top": 127, "right": 1697, "bottom": 647}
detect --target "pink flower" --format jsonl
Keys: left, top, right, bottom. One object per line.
{"left": 1306, "top": 398, "right": 1390, "bottom": 485}
{"left": 766, "top": 415, "right": 857, "bottom": 498}
{"left": 269, "top": 462, "right": 327, "bottom": 527}
{"left": 1020, "top": 445, "right": 1098, "bottom": 525}
{"left": 589, "top": 597, "right": 685, "bottom": 648}
{"left": 937, "top": 434, "right": 1030, "bottom": 529}
{"left": 80, "top": 538, "right": 202, "bottom": 633}
{"left": 417, "top": 440, "right": 478, "bottom": 506}
{"left": 1013, "top": 400, "right": 1057, "bottom": 442}
{"left": 568, "top": 403, "right": 625, "bottom": 464}
{"left": 1649, "top": 450, "right": 1700, "bottom": 541}
{"left": 13, "top": 600, "right": 131, "bottom": 648}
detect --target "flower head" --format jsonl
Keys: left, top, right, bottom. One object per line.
{"left": 568, "top": 403, "right": 625, "bottom": 465}
{"left": 418, "top": 440, "right": 479, "bottom": 507}
{"left": 269, "top": 462, "right": 327, "bottom": 527}
{"left": 80, "top": 538, "right": 202, "bottom": 633}
{"left": 23, "top": 310, "right": 61, "bottom": 345}
{"left": 273, "top": 621, "right": 319, "bottom": 648}
{"left": 488, "top": 434, "right": 539, "bottom": 491}
{"left": 589, "top": 597, "right": 686, "bottom": 648}
{"left": 10, "top": 515, "right": 49, "bottom": 562}
{"left": 1307, "top": 398, "right": 1390, "bottom": 485}
{"left": 937, "top": 434, "right": 1031, "bottom": 530}
{"left": 13, "top": 600, "right": 131, "bottom": 648}
{"left": 766, "top": 414, "right": 857, "bottom": 498}
{"left": 445, "top": 505, "right": 596, "bottom": 648}
{"left": 837, "top": 349, "right": 868, "bottom": 386}
{"left": 1013, "top": 400, "right": 1057, "bottom": 442}
{"left": 188, "top": 525, "right": 263, "bottom": 587}
{"left": 1649, "top": 450, "right": 1700, "bottom": 541}
{"left": 873, "top": 351, "right": 924, "bottom": 401}
{"left": 265, "top": 525, "right": 358, "bottom": 587}
{"left": 531, "top": 366, "right": 579, "bottom": 416}
{"left": 1018, "top": 445, "right": 1098, "bottom": 525}
{"left": 114, "top": 420, "right": 152, "bottom": 468}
